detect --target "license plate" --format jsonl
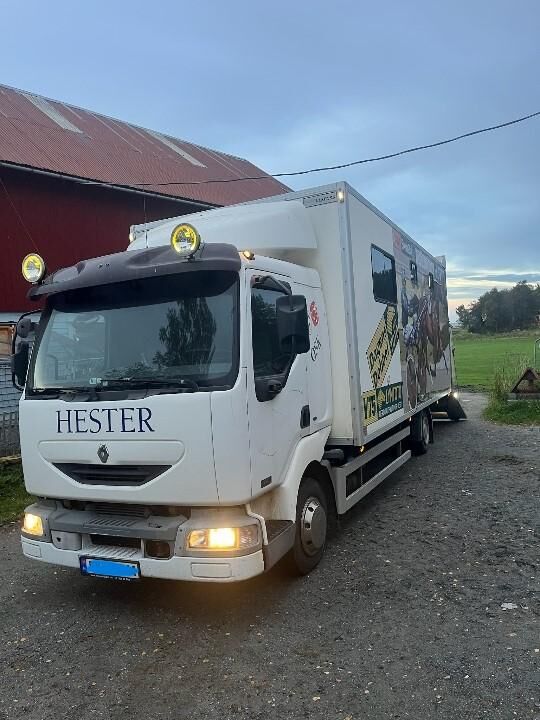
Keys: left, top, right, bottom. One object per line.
{"left": 80, "top": 557, "right": 140, "bottom": 580}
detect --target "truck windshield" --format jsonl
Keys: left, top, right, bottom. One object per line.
{"left": 29, "top": 271, "right": 239, "bottom": 392}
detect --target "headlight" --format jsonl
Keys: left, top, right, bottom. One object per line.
{"left": 187, "top": 525, "right": 259, "bottom": 551}
{"left": 23, "top": 513, "right": 44, "bottom": 537}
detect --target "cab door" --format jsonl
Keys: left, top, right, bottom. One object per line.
{"left": 247, "top": 271, "right": 309, "bottom": 496}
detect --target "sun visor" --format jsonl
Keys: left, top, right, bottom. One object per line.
{"left": 28, "top": 243, "right": 241, "bottom": 301}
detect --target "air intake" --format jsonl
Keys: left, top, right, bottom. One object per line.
{"left": 54, "top": 463, "right": 170, "bottom": 486}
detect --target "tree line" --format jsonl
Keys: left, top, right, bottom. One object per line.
{"left": 456, "top": 281, "right": 540, "bottom": 333}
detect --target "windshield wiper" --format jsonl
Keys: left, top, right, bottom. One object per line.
{"left": 100, "top": 377, "right": 199, "bottom": 392}
{"left": 29, "top": 386, "right": 98, "bottom": 398}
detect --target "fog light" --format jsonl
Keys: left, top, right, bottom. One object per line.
{"left": 145, "top": 540, "right": 171, "bottom": 559}
{"left": 23, "top": 513, "right": 44, "bottom": 537}
{"left": 187, "top": 525, "right": 259, "bottom": 551}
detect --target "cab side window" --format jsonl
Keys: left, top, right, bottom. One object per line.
{"left": 251, "top": 286, "right": 293, "bottom": 378}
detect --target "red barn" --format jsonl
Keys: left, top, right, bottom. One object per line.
{"left": 0, "top": 84, "right": 288, "bottom": 320}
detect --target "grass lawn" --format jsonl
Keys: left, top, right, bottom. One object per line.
{"left": 453, "top": 329, "right": 540, "bottom": 425}
{"left": 0, "top": 461, "right": 32, "bottom": 524}
{"left": 484, "top": 399, "right": 540, "bottom": 425}
{"left": 453, "top": 330, "right": 538, "bottom": 390}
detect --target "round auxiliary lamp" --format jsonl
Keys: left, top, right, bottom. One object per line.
{"left": 170, "top": 223, "right": 202, "bottom": 257}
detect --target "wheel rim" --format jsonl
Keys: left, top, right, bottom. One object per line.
{"left": 300, "top": 496, "right": 327, "bottom": 556}
{"left": 422, "top": 413, "right": 430, "bottom": 444}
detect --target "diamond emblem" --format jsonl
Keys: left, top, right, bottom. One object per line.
{"left": 97, "top": 444, "right": 109, "bottom": 464}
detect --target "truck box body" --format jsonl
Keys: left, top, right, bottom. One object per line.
{"left": 132, "top": 182, "right": 452, "bottom": 446}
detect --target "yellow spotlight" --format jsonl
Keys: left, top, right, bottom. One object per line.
{"left": 241, "top": 250, "right": 255, "bottom": 260}
{"left": 23, "top": 513, "right": 44, "bottom": 537}
{"left": 21, "top": 254, "right": 46, "bottom": 284}
{"left": 170, "top": 223, "right": 201, "bottom": 256}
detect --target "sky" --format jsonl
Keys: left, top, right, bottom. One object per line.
{"left": 1, "top": 0, "right": 539, "bottom": 319}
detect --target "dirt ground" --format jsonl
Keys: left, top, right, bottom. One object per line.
{"left": 0, "top": 393, "right": 538, "bottom": 720}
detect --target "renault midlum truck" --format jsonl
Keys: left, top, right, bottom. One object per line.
{"left": 13, "top": 182, "right": 465, "bottom": 583}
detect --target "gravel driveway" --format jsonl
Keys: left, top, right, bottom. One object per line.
{"left": 1, "top": 393, "right": 538, "bottom": 720}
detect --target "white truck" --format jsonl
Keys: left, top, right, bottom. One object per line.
{"left": 13, "top": 182, "right": 465, "bottom": 583}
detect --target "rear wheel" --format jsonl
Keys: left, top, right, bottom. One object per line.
{"left": 411, "top": 409, "right": 430, "bottom": 455}
{"left": 287, "top": 477, "right": 328, "bottom": 575}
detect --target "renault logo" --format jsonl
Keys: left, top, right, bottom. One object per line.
{"left": 97, "top": 444, "right": 109, "bottom": 464}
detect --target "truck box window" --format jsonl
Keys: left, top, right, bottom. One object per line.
{"left": 371, "top": 245, "right": 397, "bottom": 305}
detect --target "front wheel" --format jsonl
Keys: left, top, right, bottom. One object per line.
{"left": 287, "top": 477, "right": 328, "bottom": 575}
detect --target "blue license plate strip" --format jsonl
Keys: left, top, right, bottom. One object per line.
{"left": 80, "top": 557, "right": 140, "bottom": 580}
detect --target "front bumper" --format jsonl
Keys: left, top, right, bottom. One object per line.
{"left": 20, "top": 501, "right": 265, "bottom": 583}
{"left": 21, "top": 538, "right": 265, "bottom": 582}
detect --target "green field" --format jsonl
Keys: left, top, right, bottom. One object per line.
{"left": 453, "top": 330, "right": 538, "bottom": 390}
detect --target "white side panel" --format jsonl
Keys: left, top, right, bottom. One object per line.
{"left": 347, "top": 190, "right": 452, "bottom": 439}
{"left": 282, "top": 201, "right": 354, "bottom": 443}
{"left": 348, "top": 194, "right": 404, "bottom": 439}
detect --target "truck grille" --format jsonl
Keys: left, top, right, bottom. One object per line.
{"left": 53, "top": 463, "right": 170, "bottom": 486}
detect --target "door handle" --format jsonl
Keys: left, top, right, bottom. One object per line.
{"left": 300, "top": 404, "right": 310, "bottom": 429}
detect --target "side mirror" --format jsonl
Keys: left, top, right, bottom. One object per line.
{"left": 11, "top": 312, "right": 39, "bottom": 390}
{"left": 16, "top": 316, "right": 36, "bottom": 339}
{"left": 12, "top": 342, "right": 30, "bottom": 389}
{"left": 276, "top": 295, "right": 310, "bottom": 355}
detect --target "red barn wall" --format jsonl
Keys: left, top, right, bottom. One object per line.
{"left": 1, "top": 166, "right": 211, "bottom": 313}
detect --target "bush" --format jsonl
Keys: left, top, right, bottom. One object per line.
{"left": 485, "top": 354, "right": 540, "bottom": 425}
{"left": 491, "top": 354, "right": 530, "bottom": 402}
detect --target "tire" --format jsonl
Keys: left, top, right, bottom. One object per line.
{"left": 411, "top": 409, "right": 430, "bottom": 455}
{"left": 287, "top": 477, "right": 328, "bottom": 576}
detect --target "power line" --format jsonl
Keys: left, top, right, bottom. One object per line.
{"left": 132, "top": 109, "right": 540, "bottom": 188}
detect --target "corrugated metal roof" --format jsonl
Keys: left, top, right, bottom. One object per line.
{"left": 0, "top": 84, "right": 289, "bottom": 206}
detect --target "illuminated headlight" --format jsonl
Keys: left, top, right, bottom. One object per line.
{"left": 23, "top": 513, "right": 44, "bottom": 537}
{"left": 187, "top": 525, "right": 259, "bottom": 551}
{"left": 21, "top": 253, "right": 46, "bottom": 284}
{"left": 452, "top": 391, "right": 460, "bottom": 400}
{"left": 170, "top": 223, "right": 201, "bottom": 257}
